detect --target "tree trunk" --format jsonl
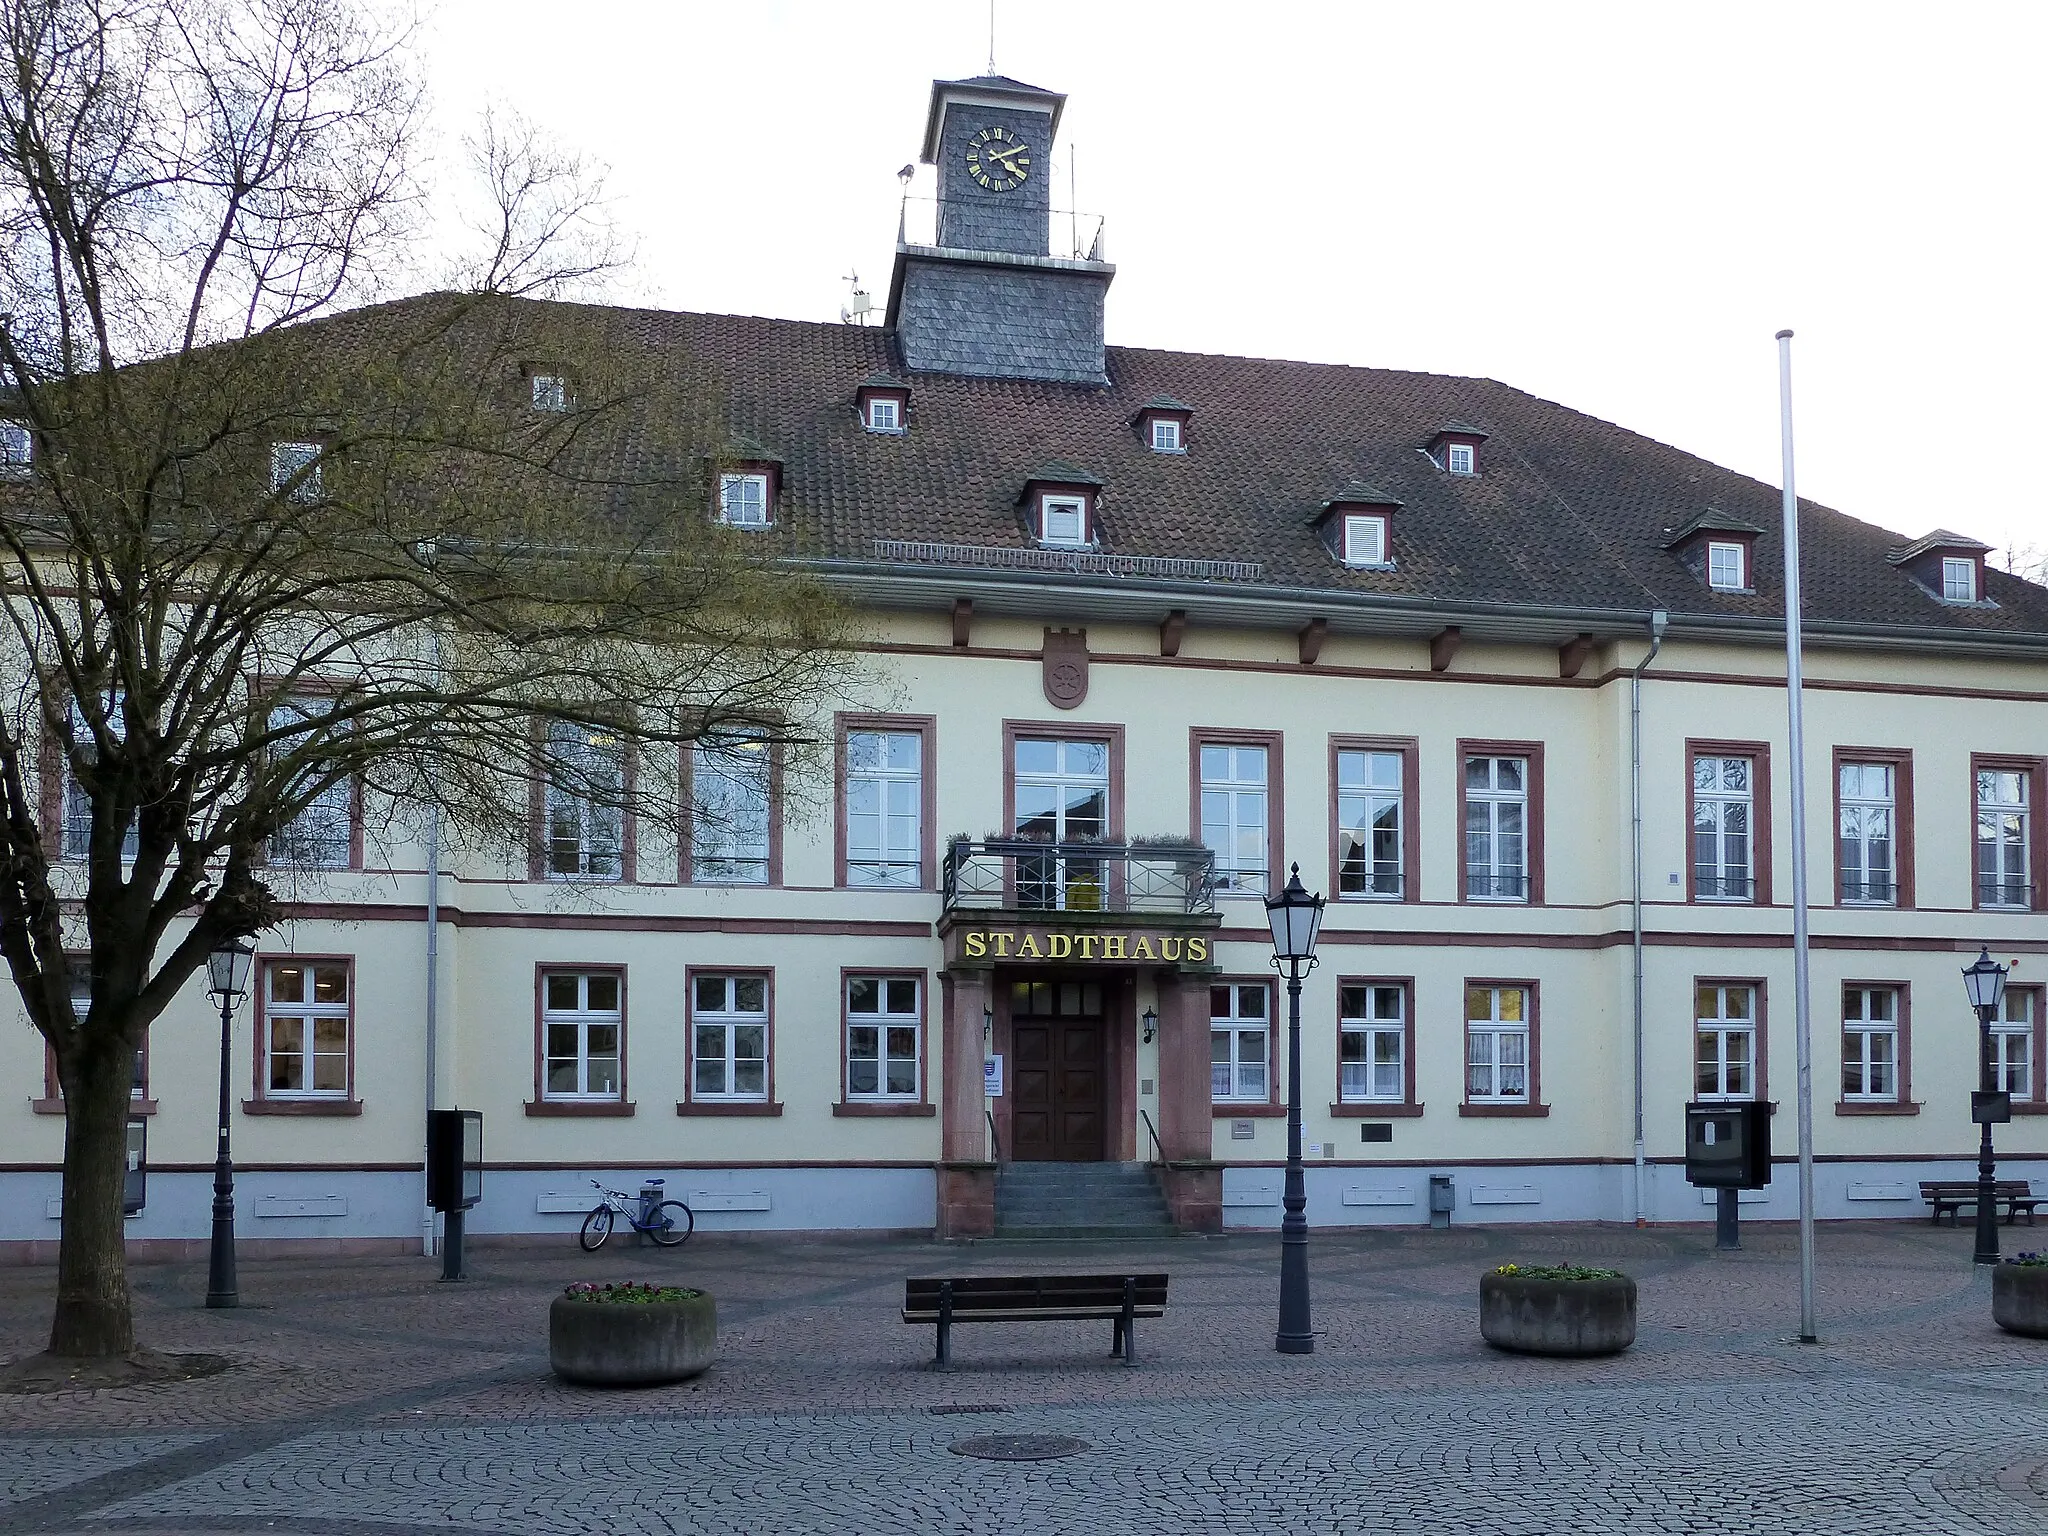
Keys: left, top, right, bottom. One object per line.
{"left": 49, "top": 1040, "right": 136, "bottom": 1357}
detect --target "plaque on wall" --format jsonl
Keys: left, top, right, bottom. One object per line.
{"left": 1042, "top": 627, "right": 1089, "bottom": 709}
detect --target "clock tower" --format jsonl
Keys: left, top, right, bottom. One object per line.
{"left": 885, "top": 74, "right": 1114, "bottom": 385}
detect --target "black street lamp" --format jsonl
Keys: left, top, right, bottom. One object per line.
{"left": 1264, "top": 863, "right": 1325, "bottom": 1355}
{"left": 205, "top": 939, "right": 255, "bottom": 1308}
{"left": 1962, "top": 947, "right": 2011, "bottom": 1266}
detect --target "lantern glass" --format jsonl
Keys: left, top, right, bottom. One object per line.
{"left": 207, "top": 939, "right": 254, "bottom": 1002}
{"left": 1961, "top": 948, "right": 2008, "bottom": 1014}
{"left": 1263, "top": 865, "right": 1326, "bottom": 963}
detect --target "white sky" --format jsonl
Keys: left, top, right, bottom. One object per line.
{"left": 423, "top": 0, "right": 2047, "bottom": 563}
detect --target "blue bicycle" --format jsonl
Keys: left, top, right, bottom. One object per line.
{"left": 578, "top": 1179, "right": 693, "bottom": 1250}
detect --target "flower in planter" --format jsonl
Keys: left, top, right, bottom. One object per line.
{"left": 562, "top": 1281, "right": 704, "bottom": 1303}
{"left": 1492, "top": 1263, "right": 1626, "bottom": 1282}
{"left": 2006, "top": 1252, "right": 2048, "bottom": 1268}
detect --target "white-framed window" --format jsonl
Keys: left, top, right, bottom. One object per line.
{"left": 544, "top": 721, "right": 624, "bottom": 881}
{"left": 1343, "top": 514, "right": 1388, "bottom": 567}
{"left": 1841, "top": 985, "right": 1899, "bottom": 1102}
{"left": 1012, "top": 736, "right": 1109, "bottom": 911}
{"left": 691, "top": 973, "right": 768, "bottom": 1101}
{"left": 530, "top": 373, "right": 568, "bottom": 412}
{"left": 1942, "top": 557, "right": 1977, "bottom": 603}
{"left": 1707, "top": 541, "right": 1747, "bottom": 591}
{"left": 1465, "top": 984, "right": 1530, "bottom": 1103}
{"left": 268, "top": 698, "right": 351, "bottom": 870}
{"left": 1339, "top": 982, "right": 1405, "bottom": 1103}
{"left": 1337, "top": 749, "right": 1403, "bottom": 899}
{"left": 1977, "top": 768, "right": 2030, "bottom": 909}
{"left": 61, "top": 696, "right": 139, "bottom": 864}
{"left": 1039, "top": 495, "right": 1089, "bottom": 547}
{"left": 846, "top": 728, "right": 922, "bottom": 888}
{"left": 1446, "top": 442, "right": 1475, "bottom": 476}
{"left": 864, "top": 396, "right": 901, "bottom": 432}
{"left": 718, "top": 472, "right": 769, "bottom": 526}
{"left": 0, "top": 420, "right": 31, "bottom": 474}
{"left": 1199, "top": 741, "right": 1269, "bottom": 896}
{"left": 846, "top": 974, "right": 920, "bottom": 1099}
{"left": 1989, "top": 989, "right": 2034, "bottom": 1101}
{"left": 1837, "top": 762, "right": 1895, "bottom": 905}
{"left": 1463, "top": 755, "right": 1528, "bottom": 901}
{"left": 1210, "top": 982, "right": 1271, "bottom": 1102}
{"left": 53, "top": 956, "right": 145, "bottom": 1100}
{"left": 1695, "top": 983, "right": 1756, "bottom": 1100}
{"left": 542, "top": 970, "right": 622, "bottom": 1100}
{"left": 262, "top": 960, "right": 351, "bottom": 1097}
{"left": 1149, "top": 417, "right": 1182, "bottom": 452}
{"left": 691, "top": 730, "right": 771, "bottom": 883}
{"left": 270, "top": 440, "right": 322, "bottom": 502}
{"left": 1693, "top": 755, "right": 1755, "bottom": 901}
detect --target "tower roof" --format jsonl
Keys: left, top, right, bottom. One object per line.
{"left": 920, "top": 74, "right": 1067, "bottom": 162}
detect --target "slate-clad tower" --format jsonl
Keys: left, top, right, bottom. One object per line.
{"left": 886, "top": 75, "right": 1114, "bottom": 385}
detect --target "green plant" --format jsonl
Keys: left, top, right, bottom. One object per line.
{"left": 2005, "top": 1252, "right": 2048, "bottom": 1268}
{"left": 1492, "top": 1263, "right": 1627, "bottom": 1282}
{"left": 562, "top": 1282, "right": 703, "bottom": 1303}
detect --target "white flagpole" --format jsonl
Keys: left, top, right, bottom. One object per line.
{"left": 1777, "top": 328, "right": 1819, "bottom": 1344}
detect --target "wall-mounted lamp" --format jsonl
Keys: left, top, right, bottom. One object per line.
{"left": 1142, "top": 1007, "right": 1158, "bottom": 1045}
{"left": 983, "top": 1005, "right": 993, "bottom": 1044}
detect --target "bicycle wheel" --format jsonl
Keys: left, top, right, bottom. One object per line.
{"left": 648, "top": 1200, "right": 693, "bottom": 1247}
{"left": 579, "top": 1205, "right": 614, "bottom": 1252}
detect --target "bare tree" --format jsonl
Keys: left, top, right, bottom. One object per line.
{"left": 0, "top": 0, "right": 856, "bottom": 1361}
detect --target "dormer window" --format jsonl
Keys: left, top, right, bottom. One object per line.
{"left": 855, "top": 375, "right": 910, "bottom": 435}
{"left": 865, "top": 396, "right": 901, "bottom": 432}
{"left": 1446, "top": 443, "right": 1475, "bottom": 476}
{"left": 1943, "top": 557, "right": 1977, "bottom": 603}
{"left": 530, "top": 373, "right": 568, "bottom": 412}
{"left": 270, "top": 441, "right": 323, "bottom": 503}
{"left": 1134, "top": 395, "right": 1193, "bottom": 455}
{"left": 0, "top": 421, "right": 30, "bottom": 476}
{"left": 719, "top": 473, "right": 769, "bottom": 527}
{"left": 1426, "top": 421, "right": 1489, "bottom": 477}
{"left": 1150, "top": 418, "right": 1182, "bottom": 453}
{"left": 1040, "top": 495, "right": 1089, "bottom": 547}
{"left": 1344, "top": 515, "right": 1388, "bottom": 567}
{"left": 1707, "top": 540, "right": 1747, "bottom": 591}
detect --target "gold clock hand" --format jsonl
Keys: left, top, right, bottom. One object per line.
{"left": 989, "top": 145, "right": 1032, "bottom": 172}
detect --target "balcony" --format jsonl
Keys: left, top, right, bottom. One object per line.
{"left": 941, "top": 838, "right": 1218, "bottom": 916}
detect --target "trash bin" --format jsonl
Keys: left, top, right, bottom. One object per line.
{"left": 1429, "top": 1173, "right": 1455, "bottom": 1229}
{"left": 638, "top": 1180, "right": 665, "bottom": 1246}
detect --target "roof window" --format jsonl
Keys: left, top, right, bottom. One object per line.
{"left": 1942, "top": 557, "right": 1977, "bottom": 603}
{"left": 1150, "top": 417, "right": 1182, "bottom": 453}
{"left": 1885, "top": 528, "right": 1992, "bottom": 607}
{"left": 0, "top": 421, "right": 30, "bottom": 476}
{"left": 1426, "top": 421, "right": 1489, "bottom": 476}
{"left": 719, "top": 472, "right": 770, "bottom": 528}
{"left": 1311, "top": 482, "right": 1400, "bottom": 569}
{"left": 1446, "top": 443, "right": 1475, "bottom": 476}
{"left": 1039, "top": 494, "right": 1089, "bottom": 547}
{"left": 270, "top": 441, "right": 323, "bottom": 503}
{"left": 1706, "top": 540, "right": 1747, "bottom": 592}
{"left": 1134, "top": 395, "right": 1193, "bottom": 454}
{"left": 1343, "top": 514, "right": 1388, "bottom": 567}
{"left": 530, "top": 373, "right": 568, "bottom": 412}
{"left": 1663, "top": 509, "right": 1761, "bottom": 594}
{"left": 855, "top": 374, "right": 910, "bottom": 435}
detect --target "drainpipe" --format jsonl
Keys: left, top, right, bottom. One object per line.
{"left": 1631, "top": 609, "right": 1669, "bottom": 1226}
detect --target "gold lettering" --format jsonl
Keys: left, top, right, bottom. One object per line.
{"left": 1018, "top": 933, "right": 1043, "bottom": 959}
{"left": 1133, "top": 936, "right": 1157, "bottom": 961}
{"left": 1078, "top": 933, "right": 1100, "bottom": 960}
{"left": 1188, "top": 937, "right": 1209, "bottom": 962}
{"left": 1161, "top": 936, "right": 1184, "bottom": 961}
{"left": 991, "top": 931, "right": 1014, "bottom": 957}
{"left": 964, "top": 931, "right": 987, "bottom": 959}
{"left": 1102, "top": 934, "right": 1127, "bottom": 960}
{"left": 1048, "top": 933, "right": 1073, "bottom": 959}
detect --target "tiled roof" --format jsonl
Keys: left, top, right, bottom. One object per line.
{"left": 1887, "top": 528, "right": 1994, "bottom": 564}
{"left": 1662, "top": 507, "right": 1767, "bottom": 547}
{"left": 289, "top": 294, "right": 2048, "bottom": 643}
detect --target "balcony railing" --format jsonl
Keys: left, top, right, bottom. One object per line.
{"left": 942, "top": 839, "right": 1217, "bottom": 915}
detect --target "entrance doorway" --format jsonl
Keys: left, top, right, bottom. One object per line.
{"left": 1009, "top": 978, "right": 1105, "bottom": 1161}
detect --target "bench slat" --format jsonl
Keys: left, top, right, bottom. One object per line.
{"left": 902, "top": 1305, "right": 1166, "bottom": 1324}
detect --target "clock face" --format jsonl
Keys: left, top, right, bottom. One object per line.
{"left": 964, "top": 125, "right": 1031, "bottom": 192}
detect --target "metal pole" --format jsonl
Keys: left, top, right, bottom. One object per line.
{"left": 1275, "top": 959, "right": 1312, "bottom": 1354}
{"left": 1777, "top": 328, "right": 1818, "bottom": 1344}
{"left": 1630, "top": 610, "right": 1668, "bottom": 1225}
{"left": 205, "top": 992, "right": 238, "bottom": 1308}
{"left": 1716, "top": 1186, "right": 1741, "bottom": 1250}
{"left": 1974, "top": 1007, "right": 2000, "bottom": 1264}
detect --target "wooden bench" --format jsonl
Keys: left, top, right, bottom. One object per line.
{"left": 902, "top": 1273, "right": 1168, "bottom": 1368}
{"left": 1920, "top": 1179, "right": 2041, "bottom": 1226}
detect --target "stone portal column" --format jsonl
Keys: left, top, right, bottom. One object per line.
{"left": 936, "top": 970, "right": 994, "bottom": 1237}
{"left": 1152, "top": 971, "right": 1222, "bottom": 1231}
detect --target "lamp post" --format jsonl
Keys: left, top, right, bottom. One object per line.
{"left": 1962, "top": 947, "right": 2011, "bottom": 1266}
{"left": 205, "top": 939, "right": 255, "bottom": 1308}
{"left": 1264, "top": 863, "right": 1325, "bottom": 1354}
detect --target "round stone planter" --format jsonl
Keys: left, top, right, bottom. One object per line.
{"left": 1993, "top": 1265, "right": 2048, "bottom": 1338}
{"left": 549, "top": 1292, "right": 717, "bottom": 1386}
{"left": 1479, "top": 1272, "right": 1637, "bottom": 1357}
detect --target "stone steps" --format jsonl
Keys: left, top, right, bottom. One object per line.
{"left": 994, "top": 1160, "right": 1179, "bottom": 1239}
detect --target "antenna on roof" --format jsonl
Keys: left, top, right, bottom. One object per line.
{"left": 987, "top": 0, "right": 997, "bottom": 75}
{"left": 840, "top": 271, "right": 876, "bottom": 327}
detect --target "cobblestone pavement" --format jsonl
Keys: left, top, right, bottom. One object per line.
{"left": 1, "top": 1221, "right": 2045, "bottom": 1532}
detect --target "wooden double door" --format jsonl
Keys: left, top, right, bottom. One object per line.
{"left": 1009, "top": 978, "right": 1107, "bottom": 1161}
